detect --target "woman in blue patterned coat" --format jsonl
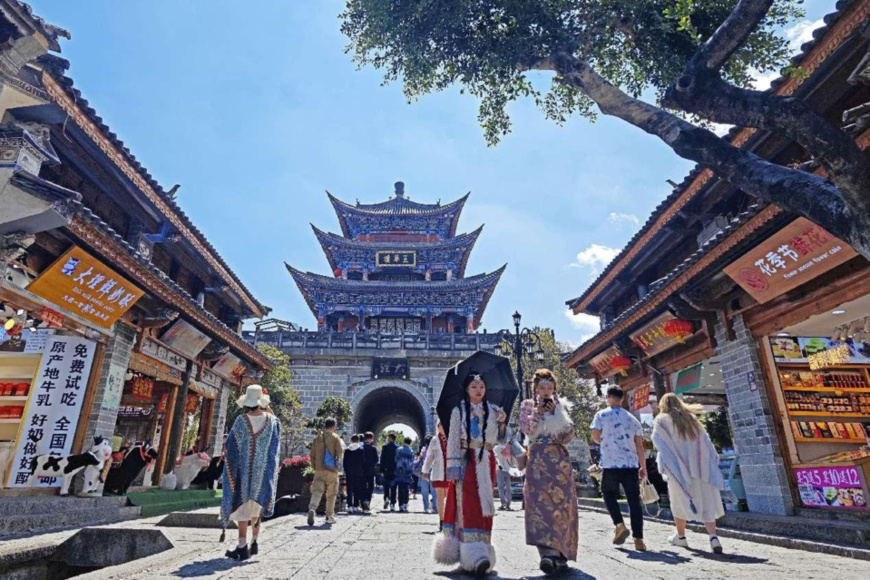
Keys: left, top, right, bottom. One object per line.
{"left": 221, "top": 385, "right": 281, "bottom": 560}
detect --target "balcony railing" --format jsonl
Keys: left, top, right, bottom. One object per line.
{"left": 243, "top": 329, "right": 503, "bottom": 352}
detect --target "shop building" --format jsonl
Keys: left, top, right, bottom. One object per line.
{"left": 565, "top": 0, "right": 870, "bottom": 518}
{"left": 0, "top": 0, "right": 271, "bottom": 496}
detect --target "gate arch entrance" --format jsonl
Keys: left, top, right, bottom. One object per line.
{"left": 352, "top": 381, "right": 431, "bottom": 440}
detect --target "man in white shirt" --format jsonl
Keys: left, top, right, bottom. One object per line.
{"left": 590, "top": 385, "right": 647, "bottom": 551}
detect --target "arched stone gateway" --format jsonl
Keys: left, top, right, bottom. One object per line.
{"left": 350, "top": 379, "right": 433, "bottom": 439}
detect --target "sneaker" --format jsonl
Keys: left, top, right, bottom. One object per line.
{"left": 612, "top": 523, "right": 630, "bottom": 545}
{"left": 554, "top": 558, "right": 569, "bottom": 573}
{"left": 539, "top": 557, "right": 555, "bottom": 574}
{"left": 225, "top": 545, "right": 250, "bottom": 561}
{"left": 250, "top": 540, "right": 259, "bottom": 556}
{"left": 390, "top": 503, "right": 395, "bottom": 512}
{"left": 634, "top": 538, "right": 648, "bottom": 552}
{"left": 710, "top": 537, "right": 723, "bottom": 554}
{"left": 362, "top": 501, "right": 370, "bottom": 512}
{"left": 668, "top": 533, "right": 689, "bottom": 548}
{"left": 326, "top": 516, "right": 336, "bottom": 524}
{"left": 384, "top": 500, "right": 390, "bottom": 510}
{"left": 307, "top": 509, "right": 315, "bottom": 527}
{"left": 474, "top": 559, "right": 491, "bottom": 577}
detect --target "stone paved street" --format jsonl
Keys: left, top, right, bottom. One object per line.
{"left": 73, "top": 498, "right": 869, "bottom": 580}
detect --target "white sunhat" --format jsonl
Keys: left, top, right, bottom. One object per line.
{"left": 236, "top": 384, "right": 270, "bottom": 409}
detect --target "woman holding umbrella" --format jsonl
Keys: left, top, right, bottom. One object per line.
{"left": 433, "top": 370, "right": 508, "bottom": 576}
{"left": 519, "top": 369, "right": 578, "bottom": 574}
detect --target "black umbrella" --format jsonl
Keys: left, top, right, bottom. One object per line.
{"left": 436, "top": 350, "right": 520, "bottom": 433}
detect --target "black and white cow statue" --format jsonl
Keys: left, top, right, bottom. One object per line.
{"left": 103, "top": 444, "right": 159, "bottom": 496}
{"left": 29, "top": 436, "right": 113, "bottom": 496}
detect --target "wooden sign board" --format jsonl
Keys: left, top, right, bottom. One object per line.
{"left": 630, "top": 312, "right": 681, "bottom": 357}
{"left": 160, "top": 319, "right": 211, "bottom": 360}
{"left": 376, "top": 251, "right": 417, "bottom": 268}
{"left": 724, "top": 218, "right": 857, "bottom": 304}
{"left": 27, "top": 246, "right": 144, "bottom": 328}
{"left": 631, "top": 384, "right": 651, "bottom": 411}
{"left": 589, "top": 346, "right": 623, "bottom": 377}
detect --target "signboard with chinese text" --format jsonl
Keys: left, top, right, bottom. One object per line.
{"left": 724, "top": 218, "right": 858, "bottom": 304}
{"left": 40, "top": 307, "right": 63, "bottom": 329}
{"left": 630, "top": 385, "right": 651, "bottom": 411}
{"left": 630, "top": 312, "right": 681, "bottom": 357}
{"left": 23, "top": 329, "right": 55, "bottom": 354}
{"left": 160, "top": 320, "right": 211, "bottom": 360}
{"left": 5, "top": 335, "right": 96, "bottom": 487}
{"left": 376, "top": 251, "right": 417, "bottom": 268}
{"left": 795, "top": 465, "right": 867, "bottom": 509}
{"left": 26, "top": 246, "right": 144, "bottom": 328}
{"left": 140, "top": 339, "right": 187, "bottom": 371}
{"left": 372, "top": 357, "right": 409, "bottom": 379}
{"left": 188, "top": 380, "right": 218, "bottom": 400}
{"left": 589, "top": 346, "right": 623, "bottom": 377}
{"left": 212, "top": 352, "right": 244, "bottom": 380}
{"left": 675, "top": 364, "right": 703, "bottom": 395}
{"left": 101, "top": 362, "right": 125, "bottom": 412}
{"left": 131, "top": 376, "right": 155, "bottom": 402}
{"left": 770, "top": 336, "right": 870, "bottom": 365}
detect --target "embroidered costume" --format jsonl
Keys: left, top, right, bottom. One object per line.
{"left": 432, "top": 401, "right": 505, "bottom": 573}
{"left": 519, "top": 398, "right": 579, "bottom": 561}
{"left": 221, "top": 413, "right": 281, "bottom": 530}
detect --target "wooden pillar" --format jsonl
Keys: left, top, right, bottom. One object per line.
{"left": 154, "top": 383, "right": 179, "bottom": 483}
{"left": 163, "top": 359, "right": 194, "bottom": 474}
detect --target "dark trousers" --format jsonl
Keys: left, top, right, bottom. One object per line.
{"left": 601, "top": 468, "right": 644, "bottom": 539}
{"left": 347, "top": 474, "right": 364, "bottom": 507}
{"left": 362, "top": 474, "right": 375, "bottom": 503}
{"left": 397, "top": 481, "right": 409, "bottom": 506}
{"left": 383, "top": 471, "right": 397, "bottom": 504}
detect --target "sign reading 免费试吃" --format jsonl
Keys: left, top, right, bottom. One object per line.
{"left": 795, "top": 465, "right": 867, "bottom": 509}
{"left": 376, "top": 251, "right": 417, "bottom": 268}
{"left": 724, "top": 218, "right": 858, "bottom": 304}
{"left": 5, "top": 335, "right": 96, "bottom": 488}
{"left": 26, "top": 246, "right": 145, "bottom": 328}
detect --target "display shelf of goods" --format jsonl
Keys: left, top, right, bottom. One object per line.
{"left": 791, "top": 420, "right": 867, "bottom": 443}
{"left": 778, "top": 370, "right": 870, "bottom": 391}
{"left": 783, "top": 391, "right": 870, "bottom": 415}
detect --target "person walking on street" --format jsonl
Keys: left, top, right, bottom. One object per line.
{"left": 423, "top": 421, "right": 450, "bottom": 529}
{"left": 380, "top": 433, "right": 399, "bottom": 511}
{"left": 394, "top": 437, "right": 416, "bottom": 512}
{"left": 343, "top": 434, "right": 365, "bottom": 514}
{"left": 493, "top": 444, "right": 513, "bottom": 511}
{"left": 412, "top": 451, "right": 421, "bottom": 500}
{"left": 652, "top": 393, "right": 726, "bottom": 554}
{"left": 519, "top": 369, "right": 578, "bottom": 574}
{"left": 418, "top": 435, "right": 437, "bottom": 514}
{"left": 361, "top": 431, "right": 379, "bottom": 513}
{"left": 220, "top": 385, "right": 281, "bottom": 561}
{"left": 308, "top": 417, "right": 344, "bottom": 526}
{"left": 432, "top": 371, "right": 507, "bottom": 576}
{"left": 591, "top": 385, "right": 648, "bottom": 551}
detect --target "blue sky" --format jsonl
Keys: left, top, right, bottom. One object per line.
{"left": 29, "top": 0, "right": 834, "bottom": 347}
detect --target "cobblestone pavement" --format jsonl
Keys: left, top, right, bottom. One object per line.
{"left": 78, "top": 498, "right": 869, "bottom": 580}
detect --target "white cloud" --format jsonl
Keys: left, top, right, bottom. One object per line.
{"left": 564, "top": 309, "right": 600, "bottom": 343}
{"left": 784, "top": 18, "right": 825, "bottom": 53}
{"left": 569, "top": 244, "right": 620, "bottom": 274}
{"left": 607, "top": 212, "right": 640, "bottom": 228}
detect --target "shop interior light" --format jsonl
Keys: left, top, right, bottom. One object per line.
{"left": 832, "top": 309, "right": 847, "bottom": 315}
{"left": 776, "top": 332, "right": 791, "bottom": 337}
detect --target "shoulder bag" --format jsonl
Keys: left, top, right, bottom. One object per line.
{"left": 322, "top": 433, "right": 338, "bottom": 472}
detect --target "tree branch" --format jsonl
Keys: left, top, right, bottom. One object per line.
{"left": 664, "top": 76, "right": 870, "bottom": 220}
{"left": 551, "top": 55, "right": 870, "bottom": 258}
{"left": 689, "top": 0, "right": 775, "bottom": 73}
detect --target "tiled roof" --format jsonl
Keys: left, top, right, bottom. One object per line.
{"left": 60, "top": 199, "right": 271, "bottom": 369}
{"left": 0, "top": 1, "right": 70, "bottom": 52}
{"left": 10, "top": 169, "right": 81, "bottom": 203}
{"left": 565, "top": 0, "right": 862, "bottom": 313}
{"left": 564, "top": 201, "right": 775, "bottom": 366}
{"left": 36, "top": 57, "right": 269, "bottom": 318}
{"left": 328, "top": 191, "right": 469, "bottom": 216}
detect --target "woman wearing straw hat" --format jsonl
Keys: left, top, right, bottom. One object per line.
{"left": 221, "top": 385, "right": 281, "bottom": 560}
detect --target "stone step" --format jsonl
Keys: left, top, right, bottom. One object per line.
{"left": 0, "top": 494, "right": 128, "bottom": 517}
{"left": 0, "top": 504, "right": 141, "bottom": 538}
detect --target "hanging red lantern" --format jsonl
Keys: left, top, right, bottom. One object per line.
{"left": 663, "top": 319, "right": 694, "bottom": 343}
{"left": 333, "top": 268, "right": 343, "bottom": 277}
{"left": 609, "top": 355, "right": 632, "bottom": 376}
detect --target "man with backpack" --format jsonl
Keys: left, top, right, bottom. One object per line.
{"left": 308, "top": 417, "right": 343, "bottom": 525}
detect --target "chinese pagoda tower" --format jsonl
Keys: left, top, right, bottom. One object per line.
{"left": 286, "top": 182, "right": 504, "bottom": 333}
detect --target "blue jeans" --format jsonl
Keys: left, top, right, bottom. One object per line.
{"left": 419, "top": 478, "right": 436, "bottom": 511}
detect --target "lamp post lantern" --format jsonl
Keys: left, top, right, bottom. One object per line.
{"left": 494, "top": 311, "right": 545, "bottom": 403}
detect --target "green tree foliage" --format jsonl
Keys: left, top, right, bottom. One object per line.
{"left": 701, "top": 406, "right": 734, "bottom": 451}
{"left": 307, "top": 396, "right": 354, "bottom": 432}
{"left": 377, "top": 428, "right": 415, "bottom": 448}
{"left": 499, "top": 328, "right": 603, "bottom": 441}
{"left": 340, "top": 1, "right": 870, "bottom": 260}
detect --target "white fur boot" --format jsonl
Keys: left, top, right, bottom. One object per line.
{"left": 460, "top": 541, "right": 494, "bottom": 573}
{"left": 432, "top": 532, "right": 461, "bottom": 565}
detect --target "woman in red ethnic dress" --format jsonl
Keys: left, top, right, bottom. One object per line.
{"left": 432, "top": 372, "right": 507, "bottom": 576}
{"left": 519, "top": 369, "right": 579, "bottom": 575}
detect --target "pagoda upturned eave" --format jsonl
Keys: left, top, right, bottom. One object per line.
{"left": 326, "top": 190, "right": 469, "bottom": 239}
{"left": 285, "top": 263, "right": 505, "bottom": 325}
{"left": 311, "top": 224, "right": 483, "bottom": 277}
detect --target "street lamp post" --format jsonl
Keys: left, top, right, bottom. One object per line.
{"left": 494, "top": 311, "right": 546, "bottom": 403}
